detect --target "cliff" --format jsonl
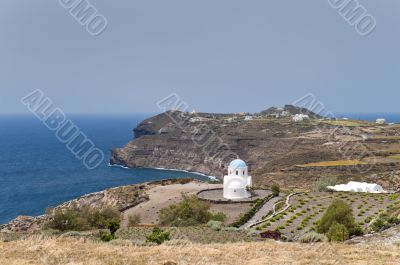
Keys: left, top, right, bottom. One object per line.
{"left": 110, "top": 106, "right": 400, "bottom": 189}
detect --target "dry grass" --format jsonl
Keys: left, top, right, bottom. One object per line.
{"left": 298, "top": 160, "right": 366, "bottom": 167}
{"left": 387, "top": 154, "right": 400, "bottom": 160}
{"left": 369, "top": 136, "right": 400, "bottom": 141}
{"left": 0, "top": 236, "right": 399, "bottom": 265}
{"left": 319, "top": 120, "right": 372, "bottom": 127}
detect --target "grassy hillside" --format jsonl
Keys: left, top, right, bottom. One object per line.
{"left": 0, "top": 236, "right": 399, "bottom": 265}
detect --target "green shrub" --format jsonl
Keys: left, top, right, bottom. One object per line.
{"left": 326, "top": 223, "right": 349, "bottom": 242}
{"left": 159, "top": 194, "right": 212, "bottom": 226}
{"left": 388, "top": 216, "right": 400, "bottom": 225}
{"left": 313, "top": 176, "right": 337, "bottom": 192}
{"left": 371, "top": 218, "right": 386, "bottom": 232}
{"left": 128, "top": 214, "right": 141, "bottom": 227}
{"left": 317, "top": 200, "right": 357, "bottom": 236}
{"left": 100, "top": 231, "right": 113, "bottom": 242}
{"left": 350, "top": 225, "right": 364, "bottom": 236}
{"left": 207, "top": 220, "right": 222, "bottom": 231}
{"left": 146, "top": 227, "right": 170, "bottom": 245}
{"left": 222, "top": 227, "right": 240, "bottom": 232}
{"left": 271, "top": 184, "right": 280, "bottom": 197}
{"left": 299, "top": 232, "right": 327, "bottom": 243}
{"left": 88, "top": 206, "right": 121, "bottom": 228}
{"left": 210, "top": 212, "right": 227, "bottom": 223}
{"left": 45, "top": 204, "right": 120, "bottom": 232}
{"left": 107, "top": 219, "right": 120, "bottom": 237}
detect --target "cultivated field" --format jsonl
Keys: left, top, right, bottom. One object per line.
{"left": 256, "top": 192, "right": 400, "bottom": 240}
{"left": 297, "top": 160, "right": 366, "bottom": 167}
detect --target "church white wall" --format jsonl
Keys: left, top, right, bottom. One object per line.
{"left": 223, "top": 159, "right": 252, "bottom": 200}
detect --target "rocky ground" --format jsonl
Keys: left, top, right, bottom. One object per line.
{"left": 349, "top": 225, "right": 400, "bottom": 244}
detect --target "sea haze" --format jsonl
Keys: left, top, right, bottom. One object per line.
{"left": 0, "top": 114, "right": 209, "bottom": 224}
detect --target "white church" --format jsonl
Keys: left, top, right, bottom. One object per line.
{"left": 223, "top": 159, "right": 252, "bottom": 199}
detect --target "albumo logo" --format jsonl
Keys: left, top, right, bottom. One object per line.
{"left": 328, "top": 0, "right": 377, "bottom": 36}
{"left": 21, "top": 89, "right": 105, "bottom": 170}
{"left": 59, "top": 0, "right": 108, "bottom": 36}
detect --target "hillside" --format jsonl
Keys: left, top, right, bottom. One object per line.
{"left": 111, "top": 107, "right": 400, "bottom": 189}
{"left": 0, "top": 236, "right": 399, "bottom": 265}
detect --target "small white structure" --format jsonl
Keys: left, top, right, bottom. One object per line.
{"left": 327, "top": 181, "right": 385, "bottom": 193}
{"left": 376, "top": 118, "right": 386, "bottom": 124}
{"left": 244, "top": 116, "right": 253, "bottom": 121}
{"left": 223, "top": 159, "right": 252, "bottom": 199}
{"left": 292, "top": 114, "right": 309, "bottom": 122}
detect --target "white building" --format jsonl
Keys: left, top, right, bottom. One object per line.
{"left": 376, "top": 118, "right": 386, "bottom": 124}
{"left": 244, "top": 116, "right": 253, "bottom": 121}
{"left": 223, "top": 159, "right": 252, "bottom": 199}
{"left": 327, "top": 181, "right": 385, "bottom": 193}
{"left": 292, "top": 114, "right": 309, "bottom": 122}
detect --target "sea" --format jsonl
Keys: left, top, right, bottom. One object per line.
{"left": 1, "top": 113, "right": 400, "bottom": 224}
{"left": 0, "top": 114, "right": 211, "bottom": 224}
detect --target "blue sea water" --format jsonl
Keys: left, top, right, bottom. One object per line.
{"left": 335, "top": 113, "right": 400, "bottom": 123}
{"left": 0, "top": 114, "right": 210, "bottom": 224}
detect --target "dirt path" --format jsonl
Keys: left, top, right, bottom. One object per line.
{"left": 246, "top": 193, "right": 301, "bottom": 229}
{"left": 240, "top": 196, "right": 282, "bottom": 229}
{"left": 121, "top": 182, "right": 221, "bottom": 227}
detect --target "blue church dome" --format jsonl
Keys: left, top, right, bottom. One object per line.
{"left": 229, "top": 159, "right": 247, "bottom": 169}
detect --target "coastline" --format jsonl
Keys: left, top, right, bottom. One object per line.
{"left": 1, "top": 170, "right": 215, "bottom": 228}
{"left": 108, "top": 163, "right": 220, "bottom": 182}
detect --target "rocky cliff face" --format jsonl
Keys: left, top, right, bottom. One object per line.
{"left": 1, "top": 183, "right": 150, "bottom": 232}
{"left": 110, "top": 108, "right": 400, "bottom": 188}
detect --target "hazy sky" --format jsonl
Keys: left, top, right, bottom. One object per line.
{"left": 1, "top": 1, "right": 399, "bottom": 114}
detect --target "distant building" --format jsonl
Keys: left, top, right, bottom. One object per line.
{"left": 223, "top": 159, "right": 252, "bottom": 199}
{"left": 281, "top": 111, "right": 290, "bottom": 117}
{"left": 244, "top": 116, "right": 253, "bottom": 121}
{"left": 327, "top": 181, "right": 385, "bottom": 193}
{"left": 292, "top": 114, "right": 309, "bottom": 122}
{"left": 376, "top": 118, "right": 386, "bottom": 124}
{"left": 189, "top": 117, "right": 208, "bottom": 122}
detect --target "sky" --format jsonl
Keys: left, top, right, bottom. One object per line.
{"left": 1, "top": 0, "right": 399, "bottom": 114}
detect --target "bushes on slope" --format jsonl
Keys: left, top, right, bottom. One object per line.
{"left": 159, "top": 194, "right": 226, "bottom": 227}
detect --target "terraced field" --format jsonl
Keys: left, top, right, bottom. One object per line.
{"left": 297, "top": 160, "right": 366, "bottom": 167}
{"left": 116, "top": 226, "right": 261, "bottom": 244}
{"left": 255, "top": 192, "right": 400, "bottom": 241}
